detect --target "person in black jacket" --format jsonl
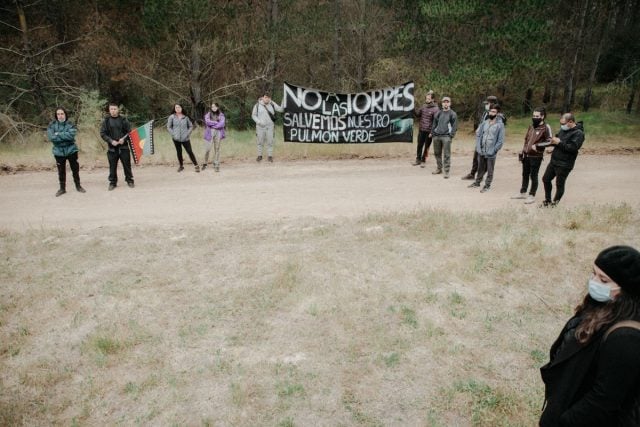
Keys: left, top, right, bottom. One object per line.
{"left": 100, "top": 103, "right": 134, "bottom": 190}
{"left": 540, "top": 245, "right": 640, "bottom": 426}
{"left": 541, "top": 113, "right": 584, "bottom": 206}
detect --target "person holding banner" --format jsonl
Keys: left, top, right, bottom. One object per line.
{"left": 413, "top": 90, "right": 439, "bottom": 167}
{"left": 100, "top": 103, "right": 134, "bottom": 190}
{"left": 203, "top": 103, "right": 225, "bottom": 172}
{"left": 252, "top": 94, "right": 283, "bottom": 162}
{"left": 167, "top": 103, "right": 199, "bottom": 173}
{"left": 431, "top": 96, "right": 458, "bottom": 179}
{"left": 47, "top": 107, "right": 86, "bottom": 196}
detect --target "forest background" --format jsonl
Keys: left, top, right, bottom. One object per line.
{"left": 1, "top": 0, "right": 640, "bottom": 142}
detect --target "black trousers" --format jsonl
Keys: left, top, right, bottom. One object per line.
{"left": 542, "top": 162, "right": 572, "bottom": 203}
{"left": 469, "top": 151, "right": 479, "bottom": 175}
{"left": 55, "top": 152, "right": 80, "bottom": 189}
{"left": 520, "top": 157, "right": 543, "bottom": 196}
{"left": 474, "top": 155, "right": 496, "bottom": 188}
{"left": 416, "top": 130, "right": 433, "bottom": 161}
{"left": 173, "top": 139, "right": 198, "bottom": 166}
{"left": 108, "top": 149, "right": 133, "bottom": 185}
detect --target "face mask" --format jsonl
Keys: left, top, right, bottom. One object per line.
{"left": 488, "top": 114, "right": 496, "bottom": 120}
{"left": 484, "top": 104, "right": 490, "bottom": 111}
{"left": 532, "top": 118, "right": 542, "bottom": 126}
{"left": 588, "top": 278, "right": 614, "bottom": 302}
{"left": 560, "top": 124, "right": 570, "bottom": 131}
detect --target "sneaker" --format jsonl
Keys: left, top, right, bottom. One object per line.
{"left": 468, "top": 182, "right": 480, "bottom": 188}
{"left": 75, "top": 185, "right": 86, "bottom": 193}
{"left": 177, "top": 166, "right": 184, "bottom": 172}
{"left": 461, "top": 173, "right": 475, "bottom": 180}
{"left": 412, "top": 159, "right": 421, "bottom": 166}
{"left": 108, "top": 184, "right": 116, "bottom": 191}
{"left": 201, "top": 164, "right": 207, "bottom": 170}
{"left": 444, "top": 172, "right": 450, "bottom": 179}
{"left": 524, "top": 195, "right": 535, "bottom": 204}
{"left": 511, "top": 193, "right": 526, "bottom": 199}
{"left": 55, "top": 188, "right": 66, "bottom": 197}
{"left": 432, "top": 169, "right": 442, "bottom": 175}
{"left": 256, "top": 156, "right": 263, "bottom": 162}
{"left": 127, "top": 182, "right": 135, "bottom": 188}
{"left": 195, "top": 165, "right": 200, "bottom": 173}
{"left": 480, "top": 186, "right": 490, "bottom": 193}
{"left": 268, "top": 156, "right": 273, "bottom": 163}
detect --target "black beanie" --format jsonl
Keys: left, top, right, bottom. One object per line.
{"left": 595, "top": 245, "right": 640, "bottom": 297}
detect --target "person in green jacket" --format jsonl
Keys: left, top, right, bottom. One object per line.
{"left": 47, "top": 107, "right": 85, "bottom": 196}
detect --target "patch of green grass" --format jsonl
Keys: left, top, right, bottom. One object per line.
{"left": 276, "top": 381, "right": 305, "bottom": 398}
{"left": 382, "top": 352, "right": 400, "bottom": 368}
{"left": 400, "top": 306, "right": 418, "bottom": 328}
{"left": 453, "top": 379, "right": 522, "bottom": 426}
{"left": 530, "top": 349, "right": 546, "bottom": 366}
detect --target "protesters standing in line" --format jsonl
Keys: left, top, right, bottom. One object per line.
{"left": 541, "top": 112, "right": 585, "bottom": 207}
{"left": 47, "top": 107, "right": 86, "bottom": 196}
{"left": 167, "top": 103, "right": 199, "bottom": 173}
{"left": 467, "top": 105, "right": 505, "bottom": 193}
{"left": 252, "top": 94, "right": 283, "bottom": 163}
{"left": 511, "top": 107, "right": 552, "bottom": 204}
{"left": 100, "top": 103, "right": 134, "bottom": 190}
{"left": 203, "top": 102, "right": 225, "bottom": 172}
{"left": 430, "top": 96, "right": 457, "bottom": 179}
{"left": 413, "top": 90, "right": 439, "bottom": 167}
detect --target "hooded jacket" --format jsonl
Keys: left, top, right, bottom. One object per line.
{"left": 47, "top": 120, "right": 78, "bottom": 157}
{"left": 475, "top": 117, "right": 504, "bottom": 158}
{"left": 549, "top": 122, "right": 584, "bottom": 169}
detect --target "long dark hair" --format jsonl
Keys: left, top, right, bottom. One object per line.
{"left": 54, "top": 106, "right": 69, "bottom": 122}
{"left": 574, "top": 292, "right": 640, "bottom": 344}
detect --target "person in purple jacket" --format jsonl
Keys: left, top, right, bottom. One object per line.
{"left": 413, "top": 90, "right": 439, "bottom": 167}
{"left": 203, "top": 102, "right": 226, "bottom": 172}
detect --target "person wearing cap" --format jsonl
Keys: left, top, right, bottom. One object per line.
{"left": 252, "top": 93, "right": 284, "bottom": 163}
{"left": 462, "top": 95, "right": 502, "bottom": 181}
{"left": 413, "top": 90, "right": 439, "bottom": 167}
{"left": 430, "top": 96, "right": 457, "bottom": 178}
{"left": 539, "top": 245, "right": 640, "bottom": 426}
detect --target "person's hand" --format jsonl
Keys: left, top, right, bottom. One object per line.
{"left": 118, "top": 137, "right": 125, "bottom": 145}
{"left": 551, "top": 136, "right": 560, "bottom": 145}
{"left": 111, "top": 140, "right": 118, "bottom": 146}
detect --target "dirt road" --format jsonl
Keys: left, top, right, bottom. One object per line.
{"left": 1, "top": 155, "right": 638, "bottom": 230}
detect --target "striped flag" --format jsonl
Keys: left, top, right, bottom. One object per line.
{"left": 127, "top": 120, "right": 154, "bottom": 165}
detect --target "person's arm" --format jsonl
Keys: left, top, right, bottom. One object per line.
{"left": 166, "top": 115, "right": 173, "bottom": 133}
{"left": 99, "top": 118, "right": 112, "bottom": 144}
{"left": 557, "top": 130, "right": 584, "bottom": 154}
{"left": 495, "top": 123, "right": 505, "bottom": 153}
{"left": 271, "top": 100, "right": 284, "bottom": 113}
{"left": 559, "top": 328, "right": 640, "bottom": 426}
{"left": 212, "top": 113, "right": 225, "bottom": 129}
{"left": 47, "top": 123, "right": 59, "bottom": 143}
{"left": 186, "top": 117, "right": 193, "bottom": 137}
{"left": 251, "top": 104, "right": 260, "bottom": 124}
{"left": 449, "top": 112, "right": 458, "bottom": 138}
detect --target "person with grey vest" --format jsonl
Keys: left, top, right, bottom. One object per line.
{"left": 167, "top": 103, "right": 199, "bottom": 173}
{"left": 252, "top": 94, "right": 283, "bottom": 162}
{"left": 430, "top": 96, "right": 458, "bottom": 178}
{"left": 468, "top": 104, "right": 505, "bottom": 192}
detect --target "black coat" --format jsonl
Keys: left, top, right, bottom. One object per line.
{"left": 540, "top": 315, "right": 640, "bottom": 426}
{"left": 549, "top": 122, "right": 584, "bottom": 170}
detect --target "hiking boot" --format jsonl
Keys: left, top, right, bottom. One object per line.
{"left": 177, "top": 166, "right": 184, "bottom": 172}
{"left": 256, "top": 156, "right": 263, "bottom": 162}
{"left": 127, "top": 182, "right": 135, "bottom": 188}
{"left": 412, "top": 159, "right": 421, "bottom": 166}
{"left": 55, "top": 188, "right": 66, "bottom": 197}
{"left": 444, "top": 171, "right": 450, "bottom": 179}
{"left": 468, "top": 182, "right": 480, "bottom": 188}
{"left": 480, "top": 186, "right": 490, "bottom": 193}
{"left": 541, "top": 200, "right": 552, "bottom": 208}
{"left": 75, "top": 185, "right": 86, "bottom": 193}
{"left": 524, "top": 195, "right": 536, "bottom": 204}
{"left": 108, "top": 184, "right": 116, "bottom": 191}
{"left": 461, "top": 173, "right": 475, "bottom": 180}
{"left": 511, "top": 192, "right": 526, "bottom": 199}
{"left": 195, "top": 165, "right": 200, "bottom": 173}
{"left": 268, "top": 156, "right": 273, "bottom": 163}
{"left": 432, "top": 169, "right": 442, "bottom": 175}
{"left": 201, "top": 164, "right": 207, "bottom": 170}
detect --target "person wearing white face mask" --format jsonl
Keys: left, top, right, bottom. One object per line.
{"left": 539, "top": 245, "right": 640, "bottom": 426}
{"left": 541, "top": 112, "right": 584, "bottom": 207}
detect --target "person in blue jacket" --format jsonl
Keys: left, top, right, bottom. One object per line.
{"left": 47, "top": 107, "right": 85, "bottom": 196}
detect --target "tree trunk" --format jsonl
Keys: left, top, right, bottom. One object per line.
{"left": 266, "top": 0, "right": 279, "bottom": 94}
{"left": 332, "top": 0, "right": 342, "bottom": 87}
{"left": 627, "top": 84, "right": 637, "bottom": 114}
{"left": 16, "top": 0, "right": 47, "bottom": 114}
{"left": 523, "top": 88, "right": 533, "bottom": 114}
{"left": 189, "top": 38, "right": 204, "bottom": 123}
{"left": 562, "top": 0, "right": 589, "bottom": 113}
{"left": 543, "top": 84, "right": 551, "bottom": 104}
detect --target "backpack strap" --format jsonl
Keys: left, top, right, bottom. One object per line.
{"left": 604, "top": 320, "right": 640, "bottom": 341}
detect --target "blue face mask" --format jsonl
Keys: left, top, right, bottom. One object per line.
{"left": 588, "top": 278, "right": 613, "bottom": 302}
{"left": 560, "top": 124, "right": 570, "bottom": 131}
